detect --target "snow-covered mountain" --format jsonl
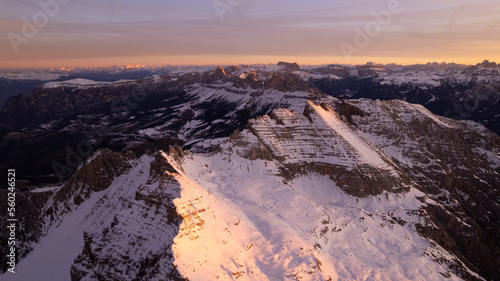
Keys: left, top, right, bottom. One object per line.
{"left": 302, "top": 60, "right": 500, "bottom": 135}
{"left": 0, "top": 65, "right": 217, "bottom": 107}
{"left": 1, "top": 63, "right": 499, "bottom": 280}
{"left": 1, "top": 100, "right": 499, "bottom": 280}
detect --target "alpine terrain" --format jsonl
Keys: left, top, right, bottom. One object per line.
{"left": 0, "top": 63, "right": 499, "bottom": 281}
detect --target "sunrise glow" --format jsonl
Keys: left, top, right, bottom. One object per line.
{"left": 1, "top": 0, "right": 498, "bottom": 69}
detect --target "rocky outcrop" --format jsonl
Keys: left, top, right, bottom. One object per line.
{"left": 0, "top": 149, "right": 185, "bottom": 281}
{"left": 229, "top": 129, "right": 273, "bottom": 161}
{"left": 70, "top": 152, "right": 185, "bottom": 281}
{"left": 264, "top": 74, "right": 286, "bottom": 91}
{"left": 244, "top": 71, "right": 262, "bottom": 88}
{"left": 338, "top": 100, "right": 368, "bottom": 124}
{"left": 69, "top": 149, "right": 134, "bottom": 193}
{"left": 214, "top": 66, "right": 227, "bottom": 78}
{"left": 0, "top": 190, "right": 53, "bottom": 273}
{"left": 479, "top": 60, "right": 497, "bottom": 68}
{"left": 356, "top": 64, "right": 389, "bottom": 78}
{"left": 312, "top": 64, "right": 351, "bottom": 78}
{"left": 148, "top": 150, "right": 178, "bottom": 182}
{"left": 241, "top": 102, "right": 410, "bottom": 197}
{"left": 202, "top": 66, "right": 229, "bottom": 84}
{"left": 0, "top": 148, "right": 137, "bottom": 276}
{"left": 264, "top": 73, "right": 309, "bottom": 92}
{"left": 277, "top": 61, "right": 300, "bottom": 72}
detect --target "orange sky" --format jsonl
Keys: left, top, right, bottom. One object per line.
{"left": 1, "top": 55, "right": 493, "bottom": 70}
{"left": 1, "top": 0, "right": 499, "bottom": 69}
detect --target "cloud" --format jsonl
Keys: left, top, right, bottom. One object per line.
{"left": 0, "top": 0, "right": 499, "bottom": 67}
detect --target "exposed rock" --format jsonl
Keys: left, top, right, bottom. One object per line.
{"left": 168, "top": 144, "right": 184, "bottom": 163}
{"left": 69, "top": 151, "right": 185, "bottom": 281}
{"left": 338, "top": 100, "right": 368, "bottom": 124}
{"left": 229, "top": 129, "right": 273, "bottom": 161}
{"left": 214, "top": 66, "right": 227, "bottom": 78}
{"left": 66, "top": 148, "right": 134, "bottom": 193}
{"left": 345, "top": 98, "right": 500, "bottom": 280}
{"left": 277, "top": 61, "right": 300, "bottom": 72}
{"left": 224, "top": 65, "right": 239, "bottom": 74}
{"left": 265, "top": 74, "right": 286, "bottom": 91}
{"left": 356, "top": 64, "right": 389, "bottom": 78}
{"left": 479, "top": 60, "right": 497, "bottom": 68}
{"left": 244, "top": 71, "right": 262, "bottom": 88}
{"left": 263, "top": 73, "right": 309, "bottom": 92}
{"left": 0, "top": 190, "right": 53, "bottom": 273}
{"left": 244, "top": 102, "right": 410, "bottom": 197}
{"left": 1, "top": 148, "right": 136, "bottom": 275}
{"left": 245, "top": 71, "right": 258, "bottom": 82}
{"left": 148, "top": 151, "right": 177, "bottom": 182}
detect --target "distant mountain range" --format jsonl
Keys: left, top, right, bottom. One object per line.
{"left": 2, "top": 60, "right": 498, "bottom": 134}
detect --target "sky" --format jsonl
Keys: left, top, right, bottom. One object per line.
{"left": 0, "top": 0, "right": 499, "bottom": 69}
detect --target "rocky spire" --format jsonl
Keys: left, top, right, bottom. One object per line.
{"left": 214, "top": 66, "right": 227, "bottom": 78}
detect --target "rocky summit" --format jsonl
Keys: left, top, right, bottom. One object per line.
{"left": 0, "top": 63, "right": 499, "bottom": 281}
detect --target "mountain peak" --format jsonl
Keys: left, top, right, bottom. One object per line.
{"left": 277, "top": 61, "right": 300, "bottom": 72}
{"left": 214, "top": 66, "right": 227, "bottom": 78}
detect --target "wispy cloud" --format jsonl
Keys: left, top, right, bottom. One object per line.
{"left": 0, "top": 0, "right": 498, "bottom": 68}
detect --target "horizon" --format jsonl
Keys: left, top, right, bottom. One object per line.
{"left": 0, "top": 58, "right": 497, "bottom": 72}
{"left": 1, "top": 0, "right": 499, "bottom": 69}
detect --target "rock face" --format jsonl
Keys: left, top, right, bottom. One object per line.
{"left": 0, "top": 149, "right": 186, "bottom": 281}
{"left": 214, "top": 66, "right": 227, "bottom": 78}
{"left": 0, "top": 148, "right": 140, "bottom": 274}
{"left": 69, "top": 149, "right": 134, "bottom": 193}
{"left": 343, "top": 99, "right": 500, "bottom": 280}
{"left": 0, "top": 190, "right": 52, "bottom": 270}
{"left": 239, "top": 101, "right": 410, "bottom": 197}
{"left": 67, "top": 149, "right": 184, "bottom": 281}
{"left": 277, "top": 61, "right": 300, "bottom": 72}
{"left": 264, "top": 73, "right": 309, "bottom": 92}
{"left": 70, "top": 153, "right": 184, "bottom": 281}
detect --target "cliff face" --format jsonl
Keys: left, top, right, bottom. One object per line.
{"left": 238, "top": 101, "right": 410, "bottom": 197}
{"left": 344, "top": 99, "right": 500, "bottom": 279}
{"left": 70, "top": 154, "right": 184, "bottom": 281}
{"left": 0, "top": 149, "right": 136, "bottom": 274}
{"left": 0, "top": 149, "right": 186, "bottom": 281}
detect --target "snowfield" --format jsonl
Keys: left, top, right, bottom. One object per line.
{"left": 164, "top": 146, "right": 477, "bottom": 280}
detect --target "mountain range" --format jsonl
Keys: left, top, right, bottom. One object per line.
{"left": 0, "top": 62, "right": 499, "bottom": 281}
